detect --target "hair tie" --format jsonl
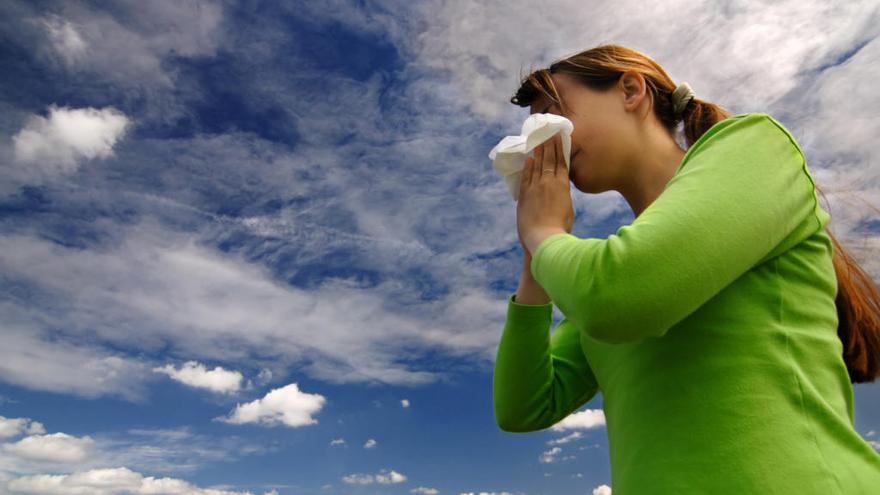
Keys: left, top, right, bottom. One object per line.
{"left": 672, "top": 81, "right": 695, "bottom": 117}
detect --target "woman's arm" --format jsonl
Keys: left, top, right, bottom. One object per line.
{"left": 515, "top": 251, "right": 551, "bottom": 305}
{"left": 494, "top": 255, "right": 600, "bottom": 433}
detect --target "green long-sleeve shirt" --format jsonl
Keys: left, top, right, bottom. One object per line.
{"left": 493, "top": 112, "right": 880, "bottom": 494}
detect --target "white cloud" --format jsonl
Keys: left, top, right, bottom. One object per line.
{"left": 217, "top": 383, "right": 326, "bottom": 428}
{"left": 538, "top": 446, "right": 561, "bottom": 464}
{"left": 550, "top": 409, "right": 606, "bottom": 431}
{"left": 593, "top": 485, "right": 612, "bottom": 495}
{"left": 6, "top": 466, "right": 275, "bottom": 495}
{"left": 0, "top": 419, "right": 274, "bottom": 490}
{"left": 102, "top": 426, "right": 273, "bottom": 473}
{"left": 578, "top": 443, "right": 602, "bottom": 450}
{"left": 341, "top": 468, "right": 406, "bottom": 485}
{"left": 0, "top": 416, "right": 45, "bottom": 439}
{"left": 33, "top": 3, "right": 224, "bottom": 88}
{"left": 41, "top": 13, "right": 87, "bottom": 66}
{"left": 255, "top": 369, "right": 273, "bottom": 386}
{"left": 363, "top": 438, "right": 377, "bottom": 449}
{"left": 25, "top": 423, "right": 44, "bottom": 437}
{"left": 0, "top": 216, "right": 495, "bottom": 398}
{"left": 410, "top": 487, "right": 440, "bottom": 495}
{"left": 2, "top": 432, "right": 94, "bottom": 463}
{"left": 0, "top": 315, "right": 148, "bottom": 401}
{"left": 329, "top": 438, "right": 345, "bottom": 446}
{"left": 400, "top": 399, "right": 410, "bottom": 407}
{"left": 546, "top": 431, "right": 583, "bottom": 445}
{"left": 12, "top": 104, "right": 130, "bottom": 172}
{"left": 153, "top": 361, "right": 243, "bottom": 394}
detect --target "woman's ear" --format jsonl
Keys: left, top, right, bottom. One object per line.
{"left": 619, "top": 70, "right": 651, "bottom": 115}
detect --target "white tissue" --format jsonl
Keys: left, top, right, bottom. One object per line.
{"left": 488, "top": 113, "right": 574, "bottom": 201}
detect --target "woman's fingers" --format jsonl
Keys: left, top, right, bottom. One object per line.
{"left": 533, "top": 139, "right": 543, "bottom": 183}
{"left": 555, "top": 133, "right": 564, "bottom": 177}
{"left": 524, "top": 134, "right": 565, "bottom": 193}
{"left": 520, "top": 156, "right": 533, "bottom": 195}
{"left": 544, "top": 134, "right": 557, "bottom": 178}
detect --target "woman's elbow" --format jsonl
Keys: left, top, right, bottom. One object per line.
{"left": 494, "top": 405, "right": 547, "bottom": 433}
{"left": 494, "top": 406, "right": 525, "bottom": 432}
{"left": 495, "top": 417, "right": 543, "bottom": 433}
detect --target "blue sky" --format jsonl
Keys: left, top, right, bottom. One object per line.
{"left": 1, "top": 1, "right": 879, "bottom": 494}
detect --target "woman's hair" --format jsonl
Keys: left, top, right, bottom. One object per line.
{"left": 509, "top": 43, "right": 880, "bottom": 384}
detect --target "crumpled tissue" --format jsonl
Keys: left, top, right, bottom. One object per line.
{"left": 488, "top": 113, "right": 573, "bottom": 201}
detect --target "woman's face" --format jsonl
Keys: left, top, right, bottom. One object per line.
{"left": 530, "top": 72, "right": 647, "bottom": 194}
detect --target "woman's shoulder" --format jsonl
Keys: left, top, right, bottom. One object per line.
{"left": 680, "top": 112, "right": 805, "bottom": 171}
{"left": 691, "top": 111, "right": 766, "bottom": 142}
{"left": 692, "top": 112, "right": 800, "bottom": 151}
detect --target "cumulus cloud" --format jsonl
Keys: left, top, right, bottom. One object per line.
{"left": 363, "top": 438, "right": 377, "bottom": 449}
{"left": 153, "top": 361, "right": 243, "bottom": 394}
{"left": 410, "top": 487, "right": 439, "bottom": 495}
{"left": 0, "top": 416, "right": 45, "bottom": 439}
{"left": 550, "top": 409, "right": 606, "bottom": 431}
{"left": 329, "top": 438, "right": 345, "bottom": 446}
{"left": 2, "top": 432, "right": 94, "bottom": 463}
{"left": 6, "top": 466, "right": 276, "bottom": 495}
{"left": 341, "top": 468, "right": 406, "bottom": 485}
{"left": 593, "top": 484, "right": 613, "bottom": 495}
{"left": 400, "top": 399, "right": 410, "bottom": 407}
{"left": 217, "top": 383, "right": 326, "bottom": 428}
{"left": 12, "top": 104, "right": 130, "bottom": 172}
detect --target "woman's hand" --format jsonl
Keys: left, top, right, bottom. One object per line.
{"left": 517, "top": 133, "right": 575, "bottom": 255}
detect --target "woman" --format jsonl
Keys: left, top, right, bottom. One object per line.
{"left": 493, "top": 44, "right": 880, "bottom": 494}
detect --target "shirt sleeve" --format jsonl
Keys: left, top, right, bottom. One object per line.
{"left": 493, "top": 293, "right": 600, "bottom": 433}
{"left": 529, "top": 113, "right": 821, "bottom": 345}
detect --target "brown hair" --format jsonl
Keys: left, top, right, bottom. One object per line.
{"left": 510, "top": 43, "right": 880, "bottom": 384}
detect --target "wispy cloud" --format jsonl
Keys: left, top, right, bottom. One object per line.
{"left": 341, "top": 468, "right": 406, "bottom": 485}
{"left": 0, "top": 416, "right": 274, "bottom": 487}
{"left": 6, "top": 466, "right": 276, "bottom": 495}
